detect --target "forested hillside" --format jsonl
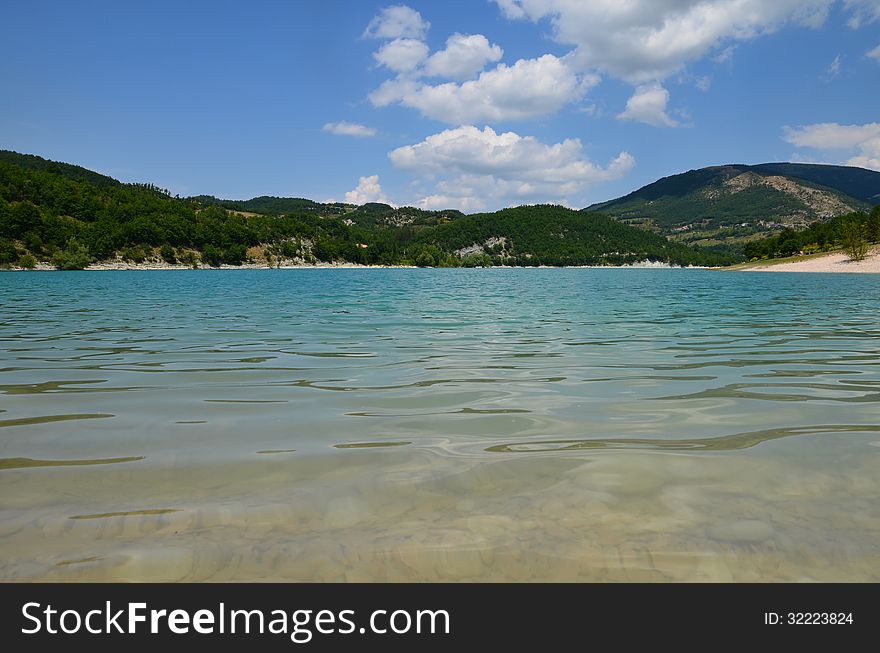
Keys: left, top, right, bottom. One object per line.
{"left": 587, "top": 163, "right": 878, "bottom": 249}
{"left": 0, "top": 150, "right": 737, "bottom": 269}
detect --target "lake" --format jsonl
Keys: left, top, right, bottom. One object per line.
{"left": 1, "top": 268, "right": 878, "bottom": 581}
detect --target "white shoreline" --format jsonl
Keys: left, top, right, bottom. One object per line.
{"left": 5, "top": 261, "right": 702, "bottom": 272}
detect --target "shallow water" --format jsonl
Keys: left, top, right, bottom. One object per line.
{"left": 1, "top": 268, "right": 878, "bottom": 581}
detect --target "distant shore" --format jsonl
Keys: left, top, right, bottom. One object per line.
{"left": 7, "top": 260, "right": 700, "bottom": 272}
{"left": 730, "top": 247, "right": 880, "bottom": 273}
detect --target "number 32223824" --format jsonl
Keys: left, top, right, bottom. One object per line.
{"left": 765, "top": 612, "right": 853, "bottom": 625}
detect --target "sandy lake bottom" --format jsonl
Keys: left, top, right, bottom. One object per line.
{"left": 2, "top": 269, "right": 878, "bottom": 581}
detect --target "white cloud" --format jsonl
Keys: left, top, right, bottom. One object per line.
{"left": 388, "top": 125, "right": 635, "bottom": 210}
{"left": 848, "top": 153, "right": 880, "bottom": 171}
{"left": 714, "top": 45, "right": 736, "bottom": 64}
{"left": 423, "top": 33, "right": 503, "bottom": 80}
{"left": 868, "top": 43, "right": 880, "bottom": 59}
{"left": 370, "top": 54, "right": 593, "bottom": 124}
{"left": 415, "top": 193, "right": 487, "bottom": 212}
{"left": 783, "top": 122, "right": 880, "bottom": 171}
{"left": 493, "top": 0, "right": 527, "bottom": 20}
{"left": 368, "top": 77, "right": 420, "bottom": 107}
{"left": 492, "top": 0, "right": 834, "bottom": 83}
{"left": 617, "top": 84, "right": 678, "bottom": 127}
{"left": 363, "top": 5, "right": 429, "bottom": 40}
{"left": 784, "top": 123, "right": 880, "bottom": 149}
{"left": 821, "top": 54, "right": 842, "bottom": 81}
{"left": 322, "top": 121, "right": 377, "bottom": 137}
{"left": 788, "top": 153, "right": 833, "bottom": 165}
{"left": 844, "top": 0, "right": 880, "bottom": 28}
{"left": 373, "top": 38, "right": 429, "bottom": 73}
{"left": 344, "top": 175, "right": 395, "bottom": 205}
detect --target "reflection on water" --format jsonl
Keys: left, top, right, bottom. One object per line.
{"left": 0, "top": 456, "right": 144, "bottom": 470}
{"left": 334, "top": 441, "right": 412, "bottom": 449}
{"left": 486, "top": 424, "right": 880, "bottom": 452}
{"left": 0, "top": 269, "right": 879, "bottom": 582}
{"left": 0, "top": 413, "right": 114, "bottom": 428}
{"left": 70, "top": 509, "right": 180, "bottom": 520}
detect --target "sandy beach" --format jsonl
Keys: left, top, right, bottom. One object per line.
{"left": 742, "top": 247, "right": 880, "bottom": 273}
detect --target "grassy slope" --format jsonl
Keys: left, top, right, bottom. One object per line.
{"left": 588, "top": 163, "right": 874, "bottom": 230}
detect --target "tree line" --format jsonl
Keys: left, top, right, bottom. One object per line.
{"left": 0, "top": 152, "right": 739, "bottom": 270}
{"left": 743, "top": 208, "right": 880, "bottom": 261}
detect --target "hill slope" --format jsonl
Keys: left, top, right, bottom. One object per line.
{"left": 587, "top": 163, "right": 879, "bottom": 247}
{"left": 0, "top": 150, "right": 735, "bottom": 269}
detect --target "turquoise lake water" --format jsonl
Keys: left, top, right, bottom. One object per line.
{"left": 1, "top": 268, "right": 879, "bottom": 581}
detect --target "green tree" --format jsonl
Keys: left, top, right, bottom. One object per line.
{"left": 201, "top": 244, "right": 224, "bottom": 267}
{"left": 841, "top": 221, "right": 868, "bottom": 261}
{"left": 10, "top": 201, "right": 41, "bottom": 234}
{"left": 52, "top": 238, "right": 93, "bottom": 270}
{"left": 18, "top": 253, "right": 37, "bottom": 269}
{"left": 867, "top": 205, "right": 880, "bottom": 243}
{"left": 178, "top": 250, "right": 199, "bottom": 269}
{"left": 160, "top": 244, "right": 176, "bottom": 264}
{"left": 0, "top": 238, "right": 16, "bottom": 265}
{"left": 460, "top": 252, "right": 493, "bottom": 267}
{"left": 415, "top": 250, "right": 436, "bottom": 267}
{"left": 223, "top": 244, "right": 248, "bottom": 265}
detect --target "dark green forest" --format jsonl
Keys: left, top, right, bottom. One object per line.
{"left": 0, "top": 150, "right": 738, "bottom": 269}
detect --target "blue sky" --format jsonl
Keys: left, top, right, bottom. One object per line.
{"left": 2, "top": 0, "right": 878, "bottom": 211}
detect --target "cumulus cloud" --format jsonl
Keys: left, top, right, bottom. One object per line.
{"left": 322, "top": 121, "right": 377, "bottom": 137}
{"left": 415, "top": 193, "right": 487, "bottom": 212}
{"left": 423, "top": 33, "right": 503, "bottom": 80}
{"left": 617, "top": 84, "right": 678, "bottom": 127}
{"left": 388, "top": 125, "right": 635, "bottom": 210}
{"left": 868, "top": 43, "right": 880, "bottom": 59}
{"left": 492, "top": 0, "right": 835, "bottom": 82}
{"left": 363, "top": 5, "right": 429, "bottom": 40}
{"left": 344, "top": 175, "right": 395, "bottom": 205}
{"left": 488, "top": 1, "right": 880, "bottom": 127}
{"left": 364, "top": 3, "right": 880, "bottom": 129}
{"left": 783, "top": 122, "right": 880, "bottom": 171}
{"left": 368, "top": 77, "right": 420, "bottom": 107}
{"left": 363, "top": 6, "right": 594, "bottom": 123}
{"left": 373, "top": 38, "right": 429, "bottom": 73}
{"left": 370, "top": 54, "right": 593, "bottom": 124}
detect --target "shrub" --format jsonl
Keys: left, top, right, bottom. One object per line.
{"left": 178, "top": 250, "right": 199, "bottom": 269}
{"left": 201, "top": 245, "right": 226, "bottom": 267}
{"left": 460, "top": 253, "right": 493, "bottom": 268}
{"left": 121, "top": 245, "right": 150, "bottom": 263}
{"left": 272, "top": 240, "right": 301, "bottom": 259}
{"left": 17, "top": 253, "right": 37, "bottom": 269}
{"left": 415, "top": 250, "right": 436, "bottom": 267}
{"left": 224, "top": 244, "right": 247, "bottom": 265}
{"left": 160, "top": 244, "right": 176, "bottom": 264}
{"left": 52, "top": 238, "right": 94, "bottom": 270}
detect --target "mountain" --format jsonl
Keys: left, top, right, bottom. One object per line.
{"left": 0, "top": 149, "right": 735, "bottom": 269}
{"left": 587, "top": 163, "right": 879, "bottom": 248}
